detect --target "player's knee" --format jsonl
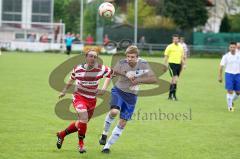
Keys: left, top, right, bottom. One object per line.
{"left": 75, "top": 121, "right": 79, "bottom": 128}
{"left": 79, "top": 119, "right": 88, "bottom": 123}
{"left": 77, "top": 110, "right": 88, "bottom": 122}
{"left": 228, "top": 91, "right": 234, "bottom": 94}
{"left": 118, "top": 120, "right": 127, "bottom": 128}
{"left": 110, "top": 108, "right": 119, "bottom": 117}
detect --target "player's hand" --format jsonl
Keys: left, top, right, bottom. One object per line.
{"left": 218, "top": 76, "right": 223, "bottom": 83}
{"left": 131, "top": 78, "right": 139, "bottom": 85}
{"left": 163, "top": 65, "right": 168, "bottom": 72}
{"left": 126, "top": 72, "right": 136, "bottom": 82}
{"left": 59, "top": 92, "right": 66, "bottom": 99}
{"left": 97, "top": 89, "right": 106, "bottom": 96}
{"left": 183, "top": 64, "right": 187, "bottom": 70}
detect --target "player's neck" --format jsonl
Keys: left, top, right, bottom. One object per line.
{"left": 128, "top": 63, "right": 137, "bottom": 68}
{"left": 84, "top": 63, "right": 95, "bottom": 70}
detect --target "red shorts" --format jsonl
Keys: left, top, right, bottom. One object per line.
{"left": 72, "top": 94, "right": 97, "bottom": 120}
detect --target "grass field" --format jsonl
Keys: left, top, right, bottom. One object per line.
{"left": 0, "top": 52, "right": 240, "bottom": 159}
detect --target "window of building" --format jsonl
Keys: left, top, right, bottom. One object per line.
{"left": 2, "top": 0, "right": 22, "bottom": 21}
{"left": 32, "top": 0, "right": 52, "bottom": 23}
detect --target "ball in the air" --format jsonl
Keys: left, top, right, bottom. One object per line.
{"left": 98, "top": 2, "right": 115, "bottom": 18}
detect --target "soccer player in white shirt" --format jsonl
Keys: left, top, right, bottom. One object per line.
{"left": 180, "top": 37, "right": 189, "bottom": 67}
{"left": 218, "top": 42, "right": 240, "bottom": 112}
{"left": 236, "top": 42, "right": 240, "bottom": 54}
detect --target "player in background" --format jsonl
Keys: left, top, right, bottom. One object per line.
{"left": 99, "top": 45, "right": 157, "bottom": 153}
{"left": 179, "top": 37, "right": 189, "bottom": 68}
{"left": 218, "top": 42, "right": 240, "bottom": 112}
{"left": 236, "top": 42, "right": 240, "bottom": 54}
{"left": 163, "top": 34, "right": 185, "bottom": 101}
{"left": 65, "top": 32, "right": 75, "bottom": 55}
{"left": 56, "top": 49, "right": 112, "bottom": 153}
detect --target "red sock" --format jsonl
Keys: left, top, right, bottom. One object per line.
{"left": 78, "top": 122, "right": 87, "bottom": 146}
{"left": 59, "top": 122, "right": 78, "bottom": 138}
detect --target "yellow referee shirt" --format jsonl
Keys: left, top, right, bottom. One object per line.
{"left": 164, "top": 43, "right": 184, "bottom": 64}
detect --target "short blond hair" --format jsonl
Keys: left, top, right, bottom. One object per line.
{"left": 83, "top": 46, "right": 101, "bottom": 55}
{"left": 125, "top": 45, "right": 139, "bottom": 55}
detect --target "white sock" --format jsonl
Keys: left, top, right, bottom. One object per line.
{"left": 227, "top": 93, "right": 234, "bottom": 108}
{"left": 103, "top": 125, "right": 124, "bottom": 149}
{"left": 233, "top": 93, "right": 239, "bottom": 101}
{"left": 102, "top": 113, "right": 115, "bottom": 135}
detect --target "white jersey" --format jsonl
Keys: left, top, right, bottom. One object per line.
{"left": 180, "top": 42, "right": 189, "bottom": 56}
{"left": 220, "top": 52, "right": 240, "bottom": 74}
{"left": 236, "top": 49, "right": 240, "bottom": 54}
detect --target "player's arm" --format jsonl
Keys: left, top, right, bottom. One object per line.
{"left": 133, "top": 75, "right": 157, "bottom": 84}
{"left": 59, "top": 67, "right": 76, "bottom": 98}
{"left": 184, "top": 45, "right": 189, "bottom": 65}
{"left": 132, "top": 63, "right": 157, "bottom": 85}
{"left": 97, "top": 77, "right": 111, "bottom": 96}
{"left": 218, "top": 65, "right": 224, "bottom": 83}
{"left": 218, "top": 56, "right": 226, "bottom": 83}
{"left": 181, "top": 53, "right": 186, "bottom": 69}
{"left": 59, "top": 78, "right": 74, "bottom": 99}
{"left": 163, "top": 46, "right": 170, "bottom": 72}
{"left": 163, "top": 55, "right": 169, "bottom": 72}
{"left": 97, "top": 66, "right": 113, "bottom": 96}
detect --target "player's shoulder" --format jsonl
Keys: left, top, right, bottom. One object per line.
{"left": 74, "top": 63, "right": 85, "bottom": 70}
{"left": 222, "top": 52, "right": 230, "bottom": 58}
{"left": 138, "top": 58, "right": 148, "bottom": 63}
{"left": 166, "top": 43, "right": 174, "bottom": 48}
{"left": 118, "top": 59, "right": 128, "bottom": 65}
{"left": 138, "top": 58, "right": 149, "bottom": 66}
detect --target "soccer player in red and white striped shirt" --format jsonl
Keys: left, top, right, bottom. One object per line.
{"left": 56, "top": 49, "right": 112, "bottom": 153}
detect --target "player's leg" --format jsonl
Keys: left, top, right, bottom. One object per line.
{"left": 66, "top": 46, "right": 71, "bottom": 55}
{"left": 233, "top": 74, "right": 240, "bottom": 103}
{"left": 56, "top": 94, "right": 82, "bottom": 149}
{"left": 102, "top": 119, "right": 127, "bottom": 153}
{"left": 99, "top": 107, "right": 119, "bottom": 145}
{"left": 56, "top": 121, "right": 78, "bottom": 149}
{"left": 77, "top": 97, "right": 97, "bottom": 153}
{"left": 172, "top": 75, "right": 179, "bottom": 101}
{"left": 171, "top": 64, "right": 181, "bottom": 100}
{"left": 76, "top": 109, "right": 88, "bottom": 153}
{"left": 99, "top": 87, "right": 122, "bottom": 145}
{"left": 227, "top": 91, "right": 234, "bottom": 111}
{"left": 168, "top": 63, "right": 174, "bottom": 99}
{"left": 102, "top": 96, "right": 136, "bottom": 153}
{"left": 69, "top": 45, "right": 72, "bottom": 55}
{"left": 225, "top": 73, "right": 235, "bottom": 111}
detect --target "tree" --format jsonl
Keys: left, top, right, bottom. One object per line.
{"left": 54, "top": 0, "right": 69, "bottom": 22}
{"left": 65, "top": 0, "right": 80, "bottom": 33}
{"left": 220, "top": 14, "right": 231, "bottom": 32}
{"left": 127, "top": 0, "right": 156, "bottom": 27}
{"left": 229, "top": 14, "right": 240, "bottom": 32}
{"left": 162, "top": 0, "right": 208, "bottom": 30}
{"left": 54, "top": 0, "right": 80, "bottom": 33}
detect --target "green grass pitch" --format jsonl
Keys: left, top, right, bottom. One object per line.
{"left": 0, "top": 53, "right": 240, "bottom": 159}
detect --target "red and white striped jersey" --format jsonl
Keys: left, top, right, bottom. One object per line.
{"left": 70, "top": 63, "right": 112, "bottom": 99}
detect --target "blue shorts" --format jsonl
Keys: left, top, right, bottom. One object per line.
{"left": 110, "top": 87, "right": 137, "bottom": 121}
{"left": 225, "top": 73, "right": 240, "bottom": 91}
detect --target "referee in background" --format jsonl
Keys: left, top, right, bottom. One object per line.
{"left": 163, "top": 34, "right": 185, "bottom": 101}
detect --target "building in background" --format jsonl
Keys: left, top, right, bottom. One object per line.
{"left": 203, "top": 0, "right": 240, "bottom": 33}
{"left": 0, "top": 0, "right": 64, "bottom": 42}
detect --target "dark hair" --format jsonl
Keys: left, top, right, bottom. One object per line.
{"left": 230, "top": 41, "right": 237, "bottom": 45}
{"left": 125, "top": 45, "right": 139, "bottom": 56}
{"left": 172, "top": 34, "right": 180, "bottom": 38}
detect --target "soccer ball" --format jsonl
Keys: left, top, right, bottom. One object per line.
{"left": 98, "top": 2, "right": 115, "bottom": 18}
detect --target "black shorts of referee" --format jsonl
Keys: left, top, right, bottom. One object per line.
{"left": 169, "top": 63, "right": 182, "bottom": 77}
